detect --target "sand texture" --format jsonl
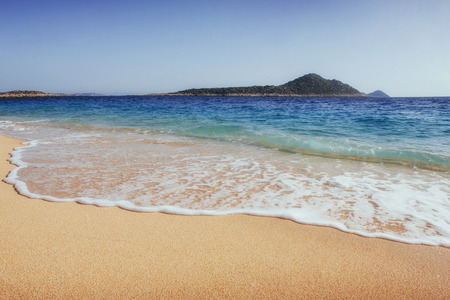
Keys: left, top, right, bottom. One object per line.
{"left": 0, "top": 134, "right": 449, "bottom": 299}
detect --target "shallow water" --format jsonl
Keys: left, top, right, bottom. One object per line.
{"left": 1, "top": 96, "right": 449, "bottom": 245}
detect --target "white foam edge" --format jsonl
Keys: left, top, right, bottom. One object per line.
{"left": 4, "top": 138, "right": 450, "bottom": 248}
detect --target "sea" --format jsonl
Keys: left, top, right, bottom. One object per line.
{"left": 0, "top": 96, "right": 449, "bottom": 246}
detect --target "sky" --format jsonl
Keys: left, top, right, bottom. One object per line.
{"left": 1, "top": 0, "right": 449, "bottom": 97}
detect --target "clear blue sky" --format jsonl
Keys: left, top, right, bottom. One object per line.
{"left": 1, "top": 0, "right": 449, "bottom": 96}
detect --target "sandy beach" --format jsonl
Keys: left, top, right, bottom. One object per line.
{"left": 0, "top": 134, "right": 449, "bottom": 299}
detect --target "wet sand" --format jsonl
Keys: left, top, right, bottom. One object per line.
{"left": 0, "top": 134, "right": 449, "bottom": 299}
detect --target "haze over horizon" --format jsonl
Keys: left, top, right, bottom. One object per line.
{"left": 1, "top": 0, "right": 449, "bottom": 97}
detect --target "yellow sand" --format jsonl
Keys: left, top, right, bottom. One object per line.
{"left": 0, "top": 134, "right": 449, "bottom": 299}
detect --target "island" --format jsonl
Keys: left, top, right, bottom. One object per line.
{"left": 0, "top": 90, "right": 67, "bottom": 98}
{"left": 165, "top": 73, "right": 366, "bottom": 97}
{"left": 368, "top": 90, "right": 390, "bottom": 98}
{"left": 71, "top": 93, "right": 104, "bottom": 96}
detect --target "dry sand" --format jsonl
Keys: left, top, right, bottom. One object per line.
{"left": 0, "top": 134, "right": 449, "bottom": 299}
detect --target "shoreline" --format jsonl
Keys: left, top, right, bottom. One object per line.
{"left": 1, "top": 134, "right": 449, "bottom": 298}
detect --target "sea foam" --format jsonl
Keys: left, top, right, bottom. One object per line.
{"left": 4, "top": 129, "right": 450, "bottom": 247}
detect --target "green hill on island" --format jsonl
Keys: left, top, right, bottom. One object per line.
{"left": 171, "top": 73, "right": 364, "bottom": 97}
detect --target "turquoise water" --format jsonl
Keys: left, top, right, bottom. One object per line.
{"left": 1, "top": 96, "right": 449, "bottom": 169}
{"left": 1, "top": 96, "right": 449, "bottom": 245}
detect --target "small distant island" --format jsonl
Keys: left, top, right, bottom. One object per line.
{"left": 71, "top": 93, "right": 104, "bottom": 96}
{"left": 0, "top": 90, "right": 67, "bottom": 98}
{"left": 165, "top": 73, "right": 366, "bottom": 97}
{"left": 368, "top": 90, "right": 390, "bottom": 98}
{"left": 0, "top": 91, "right": 105, "bottom": 98}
